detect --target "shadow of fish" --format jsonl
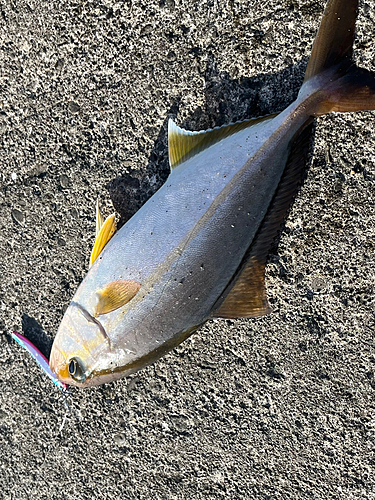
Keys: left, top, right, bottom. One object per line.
{"left": 50, "top": 0, "right": 375, "bottom": 387}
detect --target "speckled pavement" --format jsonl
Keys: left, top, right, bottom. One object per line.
{"left": 1, "top": 1, "right": 375, "bottom": 499}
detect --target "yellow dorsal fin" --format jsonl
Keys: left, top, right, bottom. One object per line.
{"left": 90, "top": 210, "right": 117, "bottom": 268}
{"left": 94, "top": 279, "right": 141, "bottom": 316}
{"left": 168, "top": 114, "right": 278, "bottom": 170}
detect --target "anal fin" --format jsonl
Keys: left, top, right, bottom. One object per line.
{"left": 213, "top": 121, "right": 315, "bottom": 319}
{"left": 168, "top": 114, "right": 277, "bottom": 170}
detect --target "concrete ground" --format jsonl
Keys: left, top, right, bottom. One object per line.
{"left": 1, "top": 0, "right": 375, "bottom": 498}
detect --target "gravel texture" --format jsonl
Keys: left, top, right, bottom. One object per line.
{"left": 1, "top": 0, "right": 375, "bottom": 499}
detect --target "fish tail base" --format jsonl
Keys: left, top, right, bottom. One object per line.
{"left": 303, "top": 0, "right": 375, "bottom": 115}
{"left": 314, "top": 65, "right": 375, "bottom": 115}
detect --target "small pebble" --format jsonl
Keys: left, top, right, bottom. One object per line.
{"left": 55, "top": 58, "right": 64, "bottom": 71}
{"left": 68, "top": 101, "right": 80, "bottom": 113}
{"left": 30, "top": 164, "right": 48, "bottom": 177}
{"left": 70, "top": 208, "right": 79, "bottom": 219}
{"left": 167, "top": 51, "right": 177, "bottom": 62}
{"left": 59, "top": 174, "right": 70, "bottom": 189}
{"left": 11, "top": 209, "right": 24, "bottom": 225}
{"left": 113, "top": 433, "right": 126, "bottom": 446}
{"left": 140, "top": 24, "right": 152, "bottom": 36}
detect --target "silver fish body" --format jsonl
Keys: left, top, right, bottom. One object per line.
{"left": 50, "top": 0, "right": 375, "bottom": 386}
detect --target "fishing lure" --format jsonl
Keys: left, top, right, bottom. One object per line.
{"left": 11, "top": 331, "right": 68, "bottom": 392}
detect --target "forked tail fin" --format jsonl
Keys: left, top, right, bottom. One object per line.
{"left": 302, "top": 0, "right": 375, "bottom": 114}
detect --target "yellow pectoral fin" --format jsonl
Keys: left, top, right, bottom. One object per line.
{"left": 95, "top": 280, "right": 141, "bottom": 316}
{"left": 89, "top": 213, "right": 117, "bottom": 268}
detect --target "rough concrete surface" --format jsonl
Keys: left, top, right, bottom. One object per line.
{"left": 1, "top": 0, "right": 375, "bottom": 498}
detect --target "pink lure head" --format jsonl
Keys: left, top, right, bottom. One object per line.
{"left": 11, "top": 331, "right": 68, "bottom": 392}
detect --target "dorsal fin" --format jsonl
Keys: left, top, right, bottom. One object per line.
{"left": 214, "top": 256, "right": 271, "bottom": 318}
{"left": 168, "top": 115, "right": 277, "bottom": 170}
{"left": 213, "top": 122, "right": 314, "bottom": 319}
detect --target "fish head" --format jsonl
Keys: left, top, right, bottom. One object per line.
{"left": 50, "top": 273, "right": 145, "bottom": 387}
{"left": 50, "top": 301, "right": 121, "bottom": 387}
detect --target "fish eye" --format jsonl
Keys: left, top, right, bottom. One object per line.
{"left": 68, "top": 357, "right": 87, "bottom": 383}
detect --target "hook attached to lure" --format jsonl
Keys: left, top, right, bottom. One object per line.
{"left": 11, "top": 331, "right": 68, "bottom": 393}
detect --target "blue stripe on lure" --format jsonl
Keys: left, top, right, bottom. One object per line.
{"left": 11, "top": 331, "right": 68, "bottom": 392}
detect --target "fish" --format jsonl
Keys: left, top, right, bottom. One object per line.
{"left": 50, "top": 0, "right": 375, "bottom": 387}
{"left": 11, "top": 331, "right": 67, "bottom": 392}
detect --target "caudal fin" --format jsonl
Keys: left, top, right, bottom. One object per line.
{"left": 303, "top": 0, "right": 375, "bottom": 114}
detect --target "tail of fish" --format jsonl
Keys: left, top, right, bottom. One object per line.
{"left": 213, "top": 0, "right": 374, "bottom": 320}
{"left": 301, "top": 0, "right": 375, "bottom": 115}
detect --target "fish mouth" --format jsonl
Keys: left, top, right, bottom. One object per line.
{"left": 49, "top": 345, "right": 70, "bottom": 382}
{"left": 50, "top": 302, "right": 111, "bottom": 386}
